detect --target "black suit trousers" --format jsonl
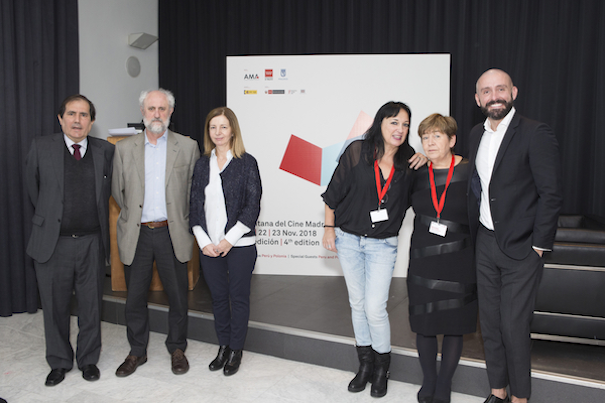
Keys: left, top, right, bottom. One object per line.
{"left": 34, "top": 233, "right": 104, "bottom": 370}
{"left": 124, "top": 226, "right": 188, "bottom": 356}
{"left": 200, "top": 245, "right": 256, "bottom": 350}
{"left": 476, "top": 226, "right": 543, "bottom": 399}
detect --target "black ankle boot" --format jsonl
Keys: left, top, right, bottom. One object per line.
{"left": 223, "top": 349, "right": 243, "bottom": 376}
{"left": 348, "top": 345, "right": 374, "bottom": 392}
{"left": 209, "top": 345, "right": 231, "bottom": 371}
{"left": 370, "top": 350, "right": 391, "bottom": 398}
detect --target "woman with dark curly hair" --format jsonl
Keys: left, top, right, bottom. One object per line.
{"left": 322, "top": 101, "right": 426, "bottom": 398}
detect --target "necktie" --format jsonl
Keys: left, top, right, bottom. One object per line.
{"left": 72, "top": 144, "right": 82, "bottom": 161}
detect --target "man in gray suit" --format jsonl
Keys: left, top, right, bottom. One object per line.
{"left": 112, "top": 89, "right": 200, "bottom": 377}
{"left": 26, "top": 94, "right": 114, "bottom": 386}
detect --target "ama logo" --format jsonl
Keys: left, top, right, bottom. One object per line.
{"left": 244, "top": 73, "right": 259, "bottom": 80}
{"left": 279, "top": 111, "right": 373, "bottom": 186}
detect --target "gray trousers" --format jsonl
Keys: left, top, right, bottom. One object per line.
{"left": 35, "top": 233, "right": 104, "bottom": 370}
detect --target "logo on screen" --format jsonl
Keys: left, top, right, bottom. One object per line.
{"left": 279, "top": 111, "right": 373, "bottom": 186}
{"left": 244, "top": 73, "right": 259, "bottom": 80}
{"left": 280, "top": 69, "right": 286, "bottom": 77}
{"left": 244, "top": 90, "right": 258, "bottom": 95}
{"left": 265, "top": 69, "right": 273, "bottom": 80}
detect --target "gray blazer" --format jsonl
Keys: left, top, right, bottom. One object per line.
{"left": 25, "top": 133, "right": 115, "bottom": 263}
{"left": 112, "top": 130, "right": 200, "bottom": 265}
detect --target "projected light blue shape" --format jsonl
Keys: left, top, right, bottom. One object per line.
{"left": 321, "top": 141, "right": 345, "bottom": 186}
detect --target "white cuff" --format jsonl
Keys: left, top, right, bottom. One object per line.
{"left": 192, "top": 225, "right": 213, "bottom": 250}
{"left": 224, "top": 221, "right": 251, "bottom": 246}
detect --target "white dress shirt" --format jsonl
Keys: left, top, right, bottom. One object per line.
{"left": 192, "top": 149, "right": 253, "bottom": 249}
{"left": 475, "top": 107, "right": 516, "bottom": 231}
{"left": 141, "top": 131, "right": 168, "bottom": 223}
{"left": 63, "top": 134, "right": 88, "bottom": 157}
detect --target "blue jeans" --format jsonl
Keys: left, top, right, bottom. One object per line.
{"left": 335, "top": 228, "right": 398, "bottom": 353}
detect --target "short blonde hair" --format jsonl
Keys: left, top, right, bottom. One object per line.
{"left": 203, "top": 107, "right": 246, "bottom": 158}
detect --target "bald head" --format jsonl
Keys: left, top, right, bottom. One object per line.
{"left": 475, "top": 68, "right": 518, "bottom": 125}
{"left": 476, "top": 69, "right": 514, "bottom": 94}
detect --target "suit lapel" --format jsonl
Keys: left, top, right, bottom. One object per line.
{"left": 90, "top": 139, "right": 104, "bottom": 204}
{"left": 132, "top": 132, "right": 146, "bottom": 187}
{"left": 165, "top": 130, "right": 180, "bottom": 187}
{"left": 492, "top": 113, "right": 521, "bottom": 173}
{"left": 52, "top": 134, "right": 65, "bottom": 196}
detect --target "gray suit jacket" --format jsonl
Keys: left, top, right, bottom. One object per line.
{"left": 112, "top": 130, "right": 200, "bottom": 265}
{"left": 25, "top": 134, "right": 115, "bottom": 263}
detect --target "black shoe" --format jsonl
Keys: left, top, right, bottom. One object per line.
{"left": 209, "top": 345, "right": 231, "bottom": 371}
{"left": 418, "top": 393, "right": 434, "bottom": 403}
{"left": 81, "top": 364, "right": 100, "bottom": 381}
{"left": 45, "top": 368, "right": 70, "bottom": 386}
{"left": 223, "top": 349, "right": 243, "bottom": 376}
{"left": 348, "top": 345, "right": 374, "bottom": 393}
{"left": 483, "top": 394, "right": 510, "bottom": 403}
{"left": 116, "top": 354, "right": 147, "bottom": 377}
{"left": 370, "top": 350, "right": 391, "bottom": 398}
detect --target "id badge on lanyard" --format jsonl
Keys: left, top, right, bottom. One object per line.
{"left": 428, "top": 155, "right": 455, "bottom": 237}
{"left": 371, "top": 161, "right": 394, "bottom": 223}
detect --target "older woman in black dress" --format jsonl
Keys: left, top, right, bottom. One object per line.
{"left": 407, "top": 114, "right": 477, "bottom": 403}
{"left": 190, "top": 107, "right": 262, "bottom": 376}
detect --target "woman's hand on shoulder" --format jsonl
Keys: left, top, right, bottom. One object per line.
{"left": 408, "top": 153, "right": 428, "bottom": 170}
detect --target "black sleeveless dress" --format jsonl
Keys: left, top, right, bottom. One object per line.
{"left": 407, "top": 158, "right": 477, "bottom": 336}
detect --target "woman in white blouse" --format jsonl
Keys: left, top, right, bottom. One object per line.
{"left": 190, "top": 107, "right": 262, "bottom": 376}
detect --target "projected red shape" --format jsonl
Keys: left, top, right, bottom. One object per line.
{"left": 279, "top": 135, "right": 322, "bottom": 185}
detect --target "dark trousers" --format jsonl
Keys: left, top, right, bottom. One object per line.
{"left": 124, "top": 226, "right": 188, "bottom": 356}
{"left": 476, "top": 226, "right": 543, "bottom": 399}
{"left": 201, "top": 245, "right": 257, "bottom": 350}
{"left": 34, "top": 233, "right": 104, "bottom": 370}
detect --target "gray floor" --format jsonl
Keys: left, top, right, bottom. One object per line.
{"left": 136, "top": 274, "right": 605, "bottom": 382}
{"left": 0, "top": 311, "right": 485, "bottom": 403}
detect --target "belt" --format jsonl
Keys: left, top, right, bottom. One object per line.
{"left": 141, "top": 220, "right": 168, "bottom": 229}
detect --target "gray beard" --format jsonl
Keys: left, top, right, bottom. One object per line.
{"left": 144, "top": 117, "right": 169, "bottom": 134}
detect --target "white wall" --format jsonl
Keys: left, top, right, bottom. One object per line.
{"left": 78, "top": 0, "right": 159, "bottom": 140}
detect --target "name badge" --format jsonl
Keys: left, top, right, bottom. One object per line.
{"left": 370, "top": 209, "right": 389, "bottom": 223}
{"left": 429, "top": 221, "right": 447, "bottom": 237}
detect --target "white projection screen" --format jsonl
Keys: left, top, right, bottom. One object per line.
{"left": 226, "top": 54, "right": 450, "bottom": 277}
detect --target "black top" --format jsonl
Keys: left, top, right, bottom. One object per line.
{"left": 322, "top": 140, "right": 412, "bottom": 239}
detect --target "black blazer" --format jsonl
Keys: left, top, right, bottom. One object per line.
{"left": 25, "top": 134, "right": 115, "bottom": 263}
{"left": 190, "top": 152, "right": 262, "bottom": 238}
{"left": 467, "top": 112, "right": 563, "bottom": 260}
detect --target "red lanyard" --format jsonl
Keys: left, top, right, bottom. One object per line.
{"left": 374, "top": 160, "right": 395, "bottom": 209}
{"left": 428, "top": 154, "right": 455, "bottom": 220}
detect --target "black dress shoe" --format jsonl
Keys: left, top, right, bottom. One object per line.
{"left": 116, "top": 354, "right": 147, "bottom": 377}
{"left": 418, "top": 396, "right": 433, "bottom": 403}
{"left": 81, "top": 364, "right": 100, "bottom": 381}
{"left": 484, "top": 394, "right": 510, "bottom": 403}
{"left": 45, "top": 368, "right": 70, "bottom": 386}
{"left": 209, "top": 345, "right": 231, "bottom": 371}
{"left": 223, "top": 349, "right": 243, "bottom": 376}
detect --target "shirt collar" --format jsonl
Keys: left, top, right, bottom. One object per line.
{"left": 144, "top": 130, "right": 168, "bottom": 145}
{"left": 63, "top": 134, "right": 88, "bottom": 149}
{"left": 210, "top": 148, "right": 233, "bottom": 160}
{"left": 483, "top": 107, "right": 516, "bottom": 133}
